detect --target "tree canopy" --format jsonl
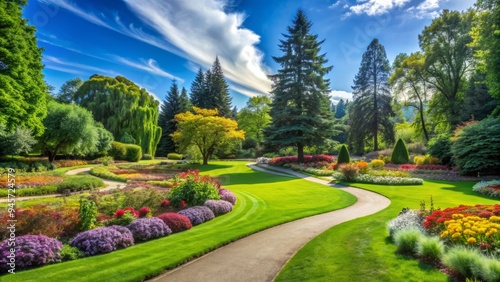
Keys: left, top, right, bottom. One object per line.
{"left": 0, "top": 0, "right": 47, "bottom": 135}
{"left": 237, "top": 96, "right": 271, "bottom": 144}
{"left": 349, "top": 38, "right": 395, "bottom": 154}
{"left": 171, "top": 107, "right": 244, "bottom": 165}
{"left": 55, "top": 77, "right": 83, "bottom": 104}
{"left": 264, "top": 9, "right": 335, "bottom": 162}
{"left": 74, "top": 75, "right": 161, "bottom": 156}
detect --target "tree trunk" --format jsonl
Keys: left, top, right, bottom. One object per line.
{"left": 46, "top": 150, "right": 56, "bottom": 162}
{"left": 202, "top": 154, "right": 209, "bottom": 165}
{"left": 297, "top": 143, "right": 304, "bottom": 163}
{"left": 419, "top": 100, "right": 429, "bottom": 142}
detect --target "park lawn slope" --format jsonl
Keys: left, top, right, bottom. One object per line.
{"left": 4, "top": 162, "right": 356, "bottom": 282}
{"left": 276, "top": 180, "right": 500, "bottom": 282}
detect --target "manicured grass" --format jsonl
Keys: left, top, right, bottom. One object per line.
{"left": 276, "top": 180, "right": 499, "bottom": 282}
{"left": 5, "top": 162, "right": 356, "bottom": 282}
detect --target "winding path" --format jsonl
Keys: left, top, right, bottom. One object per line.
{"left": 149, "top": 164, "right": 390, "bottom": 282}
{"left": 0, "top": 167, "right": 125, "bottom": 203}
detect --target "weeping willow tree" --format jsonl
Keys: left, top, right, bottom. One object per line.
{"left": 75, "top": 75, "right": 161, "bottom": 156}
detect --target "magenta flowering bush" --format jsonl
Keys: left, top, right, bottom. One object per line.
{"left": 126, "top": 217, "right": 171, "bottom": 241}
{"left": 0, "top": 235, "right": 62, "bottom": 271}
{"left": 218, "top": 188, "right": 236, "bottom": 205}
{"left": 70, "top": 227, "right": 134, "bottom": 256}
{"left": 178, "top": 206, "right": 215, "bottom": 226}
{"left": 204, "top": 200, "right": 233, "bottom": 216}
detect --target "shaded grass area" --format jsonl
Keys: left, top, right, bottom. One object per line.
{"left": 276, "top": 180, "right": 499, "bottom": 282}
{"left": 4, "top": 161, "right": 357, "bottom": 282}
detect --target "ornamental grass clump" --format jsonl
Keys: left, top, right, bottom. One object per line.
{"left": 416, "top": 236, "right": 445, "bottom": 264}
{"left": 204, "top": 200, "right": 233, "bottom": 216}
{"left": 0, "top": 235, "right": 62, "bottom": 272}
{"left": 387, "top": 209, "right": 424, "bottom": 239}
{"left": 126, "top": 218, "right": 171, "bottom": 241}
{"left": 70, "top": 227, "right": 134, "bottom": 256}
{"left": 442, "top": 246, "right": 484, "bottom": 279}
{"left": 338, "top": 163, "right": 359, "bottom": 182}
{"left": 393, "top": 227, "right": 424, "bottom": 256}
{"left": 475, "top": 257, "right": 500, "bottom": 282}
{"left": 178, "top": 206, "right": 215, "bottom": 226}
{"left": 157, "top": 213, "right": 192, "bottom": 233}
{"left": 218, "top": 188, "right": 237, "bottom": 205}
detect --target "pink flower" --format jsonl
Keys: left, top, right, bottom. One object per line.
{"left": 160, "top": 200, "right": 171, "bottom": 208}
{"left": 179, "top": 200, "right": 187, "bottom": 209}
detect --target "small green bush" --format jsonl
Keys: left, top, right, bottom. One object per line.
{"left": 125, "top": 144, "right": 142, "bottom": 162}
{"left": 416, "top": 236, "right": 445, "bottom": 263}
{"left": 60, "top": 245, "right": 85, "bottom": 261}
{"left": 109, "top": 141, "right": 127, "bottom": 160}
{"left": 141, "top": 154, "right": 153, "bottom": 160}
{"left": 427, "top": 134, "right": 453, "bottom": 165}
{"left": 442, "top": 246, "right": 483, "bottom": 279}
{"left": 56, "top": 176, "right": 104, "bottom": 193}
{"left": 90, "top": 167, "right": 127, "bottom": 182}
{"left": 167, "top": 153, "right": 183, "bottom": 160}
{"left": 451, "top": 118, "right": 500, "bottom": 175}
{"left": 169, "top": 172, "right": 220, "bottom": 207}
{"left": 391, "top": 138, "right": 410, "bottom": 164}
{"left": 337, "top": 144, "right": 350, "bottom": 164}
{"left": 393, "top": 227, "right": 423, "bottom": 255}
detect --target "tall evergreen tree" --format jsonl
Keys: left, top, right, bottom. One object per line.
{"left": 179, "top": 87, "right": 192, "bottom": 113}
{"left": 157, "top": 81, "right": 182, "bottom": 156}
{"left": 461, "top": 71, "right": 499, "bottom": 121}
{"left": 210, "top": 56, "right": 232, "bottom": 117}
{"left": 0, "top": 0, "right": 47, "bottom": 135}
{"left": 334, "top": 99, "right": 346, "bottom": 119}
{"left": 349, "top": 38, "right": 395, "bottom": 154}
{"left": 264, "top": 9, "right": 334, "bottom": 162}
{"left": 190, "top": 68, "right": 206, "bottom": 108}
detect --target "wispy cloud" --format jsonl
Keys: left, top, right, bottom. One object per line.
{"left": 43, "top": 55, "right": 115, "bottom": 75}
{"left": 329, "top": 0, "right": 343, "bottom": 9}
{"left": 406, "top": 0, "right": 444, "bottom": 19}
{"left": 112, "top": 56, "right": 184, "bottom": 82}
{"left": 346, "top": 0, "right": 411, "bottom": 16}
{"left": 38, "top": 0, "right": 273, "bottom": 97}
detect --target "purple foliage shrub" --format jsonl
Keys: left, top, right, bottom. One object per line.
{"left": 0, "top": 235, "right": 62, "bottom": 271}
{"left": 178, "top": 206, "right": 215, "bottom": 226}
{"left": 204, "top": 200, "right": 233, "bottom": 216}
{"left": 126, "top": 217, "right": 171, "bottom": 241}
{"left": 70, "top": 227, "right": 134, "bottom": 256}
{"left": 106, "top": 225, "right": 135, "bottom": 247}
{"left": 218, "top": 188, "right": 236, "bottom": 205}
{"left": 157, "top": 213, "right": 192, "bottom": 233}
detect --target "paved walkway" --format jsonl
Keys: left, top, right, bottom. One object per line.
{"left": 150, "top": 164, "right": 390, "bottom": 282}
{"left": 0, "top": 167, "right": 125, "bottom": 203}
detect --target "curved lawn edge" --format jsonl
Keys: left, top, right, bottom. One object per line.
{"left": 275, "top": 180, "right": 500, "bottom": 281}
{"left": 4, "top": 161, "right": 356, "bottom": 282}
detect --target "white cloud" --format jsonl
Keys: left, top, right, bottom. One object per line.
{"left": 112, "top": 56, "right": 184, "bottom": 82}
{"left": 329, "top": 0, "right": 343, "bottom": 9}
{"left": 347, "top": 0, "right": 411, "bottom": 16}
{"left": 407, "top": 0, "right": 445, "bottom": 19}
{"left": 43, "top": 56, "right": 114, "bottom": 75}
{"left": 38, "top": 0, "right": 273, "bottom": 97}
{"left": 330, "top": 90, "right": 353, "bottom": 104}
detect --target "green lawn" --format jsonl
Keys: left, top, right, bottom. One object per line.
{"left": 4, "top": 161, "right": 356, "bottom": 282}
{"left": 276, "top": 180, "right": 499, "bottom": 282}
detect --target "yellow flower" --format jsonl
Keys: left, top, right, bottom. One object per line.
{"left": 440, "top": 231, "right": 449, "bottom": 238}
{"left": 471, "top": 226, "right": 479, "bottom": 232}
{"left": 478, "top": 228, "right": 486, "bottom": 234}
{"left": 467, "top": 237, "right": 477, "bottom": 244}
{"left": 490, "top": 216, "right": 500, "bottom": 222}
{"left": 490, "top": 228, "right": 498, "bottom": 234}
{"left": 452, "top": 232, "right": 461, "bottom": 239}
{"left": 464, "top": 223, "right": 472, "bottom": 228}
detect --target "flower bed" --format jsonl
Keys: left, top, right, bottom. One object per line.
{"left": 0, "top": 175, "right": 65, "bottom": 188}
{"left": 90, "top": 167, "right": 127, "bottom": 182}
{"left": 126, "top": 218, "right": 171, "bottom": 241}
{"left": 285, "top": 163, "right": 334, "bottom": 176}
{"left": 334, "top": 172, "right": 423, "bottom": 185}
{"left": 204, "top": 200, "right": 233, "bottom": 216}
{"left": 269, "top": 155, "right": 335, "bottom": 166}
{"left": 0, "top": 235, "right": 62, "bottom": 272}
{"left": 473, "top": 180, "right": 500, "bottom": 198}
{"left": 70, "top": 227, "right": 134, "bottom": 256}
{"left": 178, "top": 206, "right": 215, "bottom": 226}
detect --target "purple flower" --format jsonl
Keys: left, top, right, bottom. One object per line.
{"left": 204, "top": 200, "right": 233, "bottom": 216}
{"left": 0, "top": 235, "right": 62, "bottom": 271}
{"left": 70, "top": 227, "right": 134, "bottom": 256}
{"left": 126, "top": 218, "right": 171, "bottom": 241}
{"left": 218, "top": 188, "right": 236, "bottom": 205}
{"left": 178, "top": 206, "right": 215, "bottom": 226}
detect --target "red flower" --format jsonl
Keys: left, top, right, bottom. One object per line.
{"left": 160, "top": 200, "right": 171, "bottom": 208}
{"left": 123, "top": 207, "right": 139, "bottom": 217}
{"left": 179, "top": 200, "right": 187, "bottom": 209}
{"left": 114, "top": 209, "right": 125, "bottom": 218}
{"left": 138, "top": 207, "right": 150, "bottom": 217}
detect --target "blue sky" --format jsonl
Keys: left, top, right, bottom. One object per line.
{"left": 24, "top": 0, "right": 476, "bottom": 109}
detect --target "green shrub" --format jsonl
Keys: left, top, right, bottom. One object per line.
{"left": 105, "top": 210, "right": 137, "bottom": 226}
{"left": 79, "top": 198, "right": 97, "bottom": 231}
{"left": 60, "top": 244, "right": 85, "bottom": 261}
{"left": 56, "top": 176, "right": 104, "bottom": 193}
{"left": 442, "top": 246, "right": 484, "bottom": 279}
{"left": 391, "top": 138, "right": 410, "bottom": 164}
{"left": 416, "top": 236, "right": 445, "bottom": 263}
{"left": 393, "top": 227, "right": 423, "bottom": 255}
{"left": 476, "top": 257, "right": 500, "bottom": 282}
{"left": 109, "top": 141, "right": 127, "bottom": 160}
{"left": 169, "top": 171, "right": 220, "bottom": 207}
{"left": 451, "top": 118, "right": 500, "bottom": 175}
{"left": 338, "top": 163, "right": 359, "bottom": 182}
{"left": 427, "top": 134, "right": 453, "bottom": 165}
{"left": 125, "top": 144, "right": 142, "bottom": 162}
{"left": 90, "top": 167, "right": 127, "bottom": 182}
{"left": 337, "top": 144, "right": 350, "bottom": 164}
{"left": 167, "top": 153, "right": 183, "bottom": 160}
{"left": 0, "top": 185, "right": 58, "bottom": 197}
{"left": 141, "top": 154, "right": 153, "bottom": 160}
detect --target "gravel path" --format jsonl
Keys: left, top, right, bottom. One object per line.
{"left": 149, "top": 164, "right": 390, "bottom": 282}
{"left": 0, "top": 167, "right": 125, "bottom": 203}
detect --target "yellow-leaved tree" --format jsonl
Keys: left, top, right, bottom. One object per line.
{"left": 171, "top": 107, "right": 245, "bottom": 165}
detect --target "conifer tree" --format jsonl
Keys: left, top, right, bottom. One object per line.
{"left": 190, "top": 68, "right": 206, "bottom": 108}
{"left": 264, "top": 9, "right": 335, "bottom": 162}
{"left": 334, "top": 99, "right": 347, "bottom": 119}
{"left": 349, "top": 39, "right": 395, "bottom": 154}
{"left": 210, "top": 56, "right": 232, "bottom": 117}
{"left": 0, "top": 0, "right": 47, "bottom": 135}
{"left": 157, "top": 81, "right": 182, "bottom": 156}
{"left": 179, "top": 87, "right": 192, "bottom": 113}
